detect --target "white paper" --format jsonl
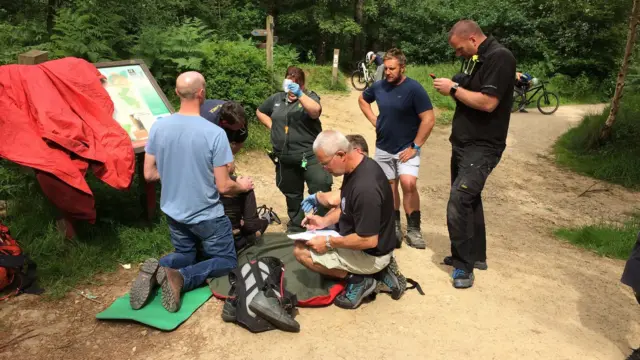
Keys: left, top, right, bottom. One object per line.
{"left": 287, "top": 229, "right": 340, "bottom": 241}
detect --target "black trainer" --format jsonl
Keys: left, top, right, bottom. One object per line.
{"left": 443, "top": 256, "right": 488, "bottom": 270}
{"left": 452, "top": 268, "right": 474, "bottom": 289}
{"left": 129, "top": 258, "right": 159, "bottom": 310}
{"left": 334, "top": 276, "right": 377, "bottom": 309}
{"left": 249, "top": 290, "right": 300, "bottom": 332}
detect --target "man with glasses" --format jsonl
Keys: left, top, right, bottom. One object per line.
{"left": 295, "top": 130, "right": 403, "bottom": 310}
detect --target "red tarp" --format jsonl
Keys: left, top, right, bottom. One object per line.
{"left": 0, "top": 57, "right": 135, "bottom": 222}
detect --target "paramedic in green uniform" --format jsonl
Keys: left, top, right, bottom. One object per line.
{"left": 256, "top": 66, "right": 332, "bottom": 233}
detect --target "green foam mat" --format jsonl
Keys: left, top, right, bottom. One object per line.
{"left": 96, "top": 286, "right": 211, "bottom": 331}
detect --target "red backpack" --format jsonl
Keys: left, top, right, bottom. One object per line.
{"left": 0, "top": 222, "right": 41, "bottom": 300}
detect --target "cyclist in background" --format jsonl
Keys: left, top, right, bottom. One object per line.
{"left": 515, "top": 72, "right": 538, "bottom": 112}
{"left": 367, "top": 51, "right": 386, "bottom": 82}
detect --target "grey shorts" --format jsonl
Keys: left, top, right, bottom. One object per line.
{"left": 374, "top": 147, "right": 421, "bottom": 180}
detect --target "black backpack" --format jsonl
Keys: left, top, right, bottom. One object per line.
{"left": 225, "top": 256, "right": 297, "bottom": 333}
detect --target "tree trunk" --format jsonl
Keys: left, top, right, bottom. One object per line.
{"left": 352, "top": 0, "right": 365, "bottom": 62}
{"left": 46, "top": 0, "right": 57, "bottom": 36}
{"left": 600, "top": 0, "right": 640, "bottom": 140}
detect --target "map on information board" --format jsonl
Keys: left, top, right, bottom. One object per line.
{"left": 97, "top": 64, "right": 172, "bottom": 142}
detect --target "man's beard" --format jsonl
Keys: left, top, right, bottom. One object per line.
{"left": 387, "top": 73, "right": 402, "bottom": 85}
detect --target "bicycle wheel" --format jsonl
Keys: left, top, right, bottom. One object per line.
{"left": 537, "top": 92, "right": 559, "bottom": 115}
{"left": 351, "top": 70, "right": 368, "bottom": 91}
{"left": 511, "top": 91, "right": 525, "bottom": 113}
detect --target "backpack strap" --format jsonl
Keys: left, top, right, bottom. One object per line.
{"left": 405, "top": 278, "right": 425, "bottom": 295}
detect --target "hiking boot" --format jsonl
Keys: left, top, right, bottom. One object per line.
{"left": 394, "top": 210, "right": 403, "bottom": 248}
{"left": 405, "top": 211, "right": 426, "bottom": 249}
{"left": 221, "top": 298, "right": 237, "bottom": 322}
{"left": 249, "top": 290, "right": 300, "bottom": 332}
{"left": 627, "top": 348, "right": 640, "bottom": 360}
{"left": 156, "top": 267, "right": 184, "bottom": 312}
{"left": 129, "top": 258, "right": 159, "bottom": 310}
{"left": 452, "top": 268, "right": 475, "bottom": 289}
{"left": 334, "top": 276, "right": 377, "bottom": 309}
{"left": 443, "top": 256, "right": 488, "bottom": 270}
{"left": 378, "top": 255, "right": 407, "bottom": 300}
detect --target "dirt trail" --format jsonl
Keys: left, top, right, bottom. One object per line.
{"left": 2, "top": 89, "right": 640, "bottom": 360}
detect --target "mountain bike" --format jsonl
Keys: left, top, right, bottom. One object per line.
{"left": 351, "top": 61, "right": 374, "bottom": 91}
{"left": 512, "top": 80, "right": 560, "bottom": 115}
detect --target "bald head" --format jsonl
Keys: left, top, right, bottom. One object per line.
{"left": 448, "top": 20, "right": 484, "bottom": 40}
{"left": 176, "top": 71, "right": 206, "bottom": 100}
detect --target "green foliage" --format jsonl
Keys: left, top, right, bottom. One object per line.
{"left": 555, "top": 213, "right": 640, "bottom": 260}
{"left": 0, "top": 161, "right": 173, "bottom": 298}
{"left": 303, "top": 65, "right": 348, "bottom": 93}
{"left": 51, "top": 1, "right": 132, "bottom": 62}
{"left": 554, "top": 94, "right": 640, "bottom": 189}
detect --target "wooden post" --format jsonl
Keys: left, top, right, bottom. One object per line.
{"left": 332, "top": 49, "right": 340, "bottom": 86}
{"left": 266, "top": 15, "right": 274, "bottom": 69}
{"left": 18, "top": 50, "right": 48, "bottom": 65}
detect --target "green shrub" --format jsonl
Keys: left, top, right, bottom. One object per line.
{"left": 554, "top": 94, "right": 640, "bottom": 189}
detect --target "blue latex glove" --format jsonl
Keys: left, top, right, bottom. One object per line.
{"left": 301, "top": 193, "right": 318, "bottom": 213}
{"left": 287, "top": 82, "right": 303, "bottom": 98}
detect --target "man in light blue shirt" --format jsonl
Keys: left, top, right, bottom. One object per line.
{"left": 129, "top": 71, "right": 254, "bottom": 313}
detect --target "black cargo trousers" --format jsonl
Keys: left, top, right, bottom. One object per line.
{"left": 447, "top": 144, "right": 503, "bottom": 273}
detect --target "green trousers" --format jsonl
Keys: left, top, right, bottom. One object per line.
{"left": 275, "top": 152, "right": 333, "bottom": 228}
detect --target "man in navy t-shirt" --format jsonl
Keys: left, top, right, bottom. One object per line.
{"left": 358, "top": 48, "right": 435, "bottom": 250}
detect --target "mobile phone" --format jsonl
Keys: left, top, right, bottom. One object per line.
{"left": 429, "top": 73, "right": 436, "bottom": 79}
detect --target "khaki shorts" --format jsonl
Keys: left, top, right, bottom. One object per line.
{"left": 310, "top": 248, "right": 391, "bottom": 275}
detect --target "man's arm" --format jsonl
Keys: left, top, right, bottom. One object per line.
{"left": 358, "top": 94, "right": 377, "bottom": 127}
{"left": 298, "top": 93, "right": 322, "bottom": 119}
{"left": 256, "top": 109, "right": 272, "bottom": 129}
{"left": 143, "top": 153, "right": 160, "bottom": 182}
{"left": 329, "top": 233, "right": 378, "bottom": 250}
{"left": 315, "top": 191, "right": 341, "bottom": 208}
{"left": 454, "top": 88, "right": 500, "bottom": 113}
{"left": 214, "top": 165, "right": 252, "bottom": 195}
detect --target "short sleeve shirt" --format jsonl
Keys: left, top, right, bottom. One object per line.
{"left": 362, "top": 77, "right": 433, "bottom": 154}
{"left": 338, "top": 156, "right": 397, "bottom": 256}
{"left": 145, "top": 114, "right": 232, "bottom": 224}
{"left": 257, "top": 91, "right": 322, "bottom": 154}
{"left": 450, "top": 36, "right": 517, "bottom": 149}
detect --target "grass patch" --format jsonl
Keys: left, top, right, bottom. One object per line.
{"left": 0, "top": 161, "right": 172, "bottom": 299}
{"left": 304, "top": 65, "right": 349, "bottom": 94}
{"left": 407, "top": 63, "right": 458, "bottom": 114}
{"left": 436, "top": 109, "right": 454, "bottom": 125}
{"left": 554, "top": 94, "right": 640, "bottom": 189}
{"left": 555, "top": 214, "right": 640, "bottom": 259}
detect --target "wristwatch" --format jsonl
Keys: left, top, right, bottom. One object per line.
{"left": 325, "top": 235, "right": 333, "bottom": 251}
{"left": 411, "top": 142, "right": 421, "bottom": 150}
{"left": 450, "top": 82, "right": 459, "bottom": 97}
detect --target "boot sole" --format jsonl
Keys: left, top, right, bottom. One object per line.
{"left": 157, "top": 268, "right": 181, "bottom": 313}
{"left": 453, "top": 274, "right": 475, "bottom": 289}
{"left": 221, "top": 300, "right": 237, "bottom": 322}
{"left": 386, "top": 257, "right": 407, "bottom": 300}
{"left": 129, "top": 258, "right": 159, "bottom": 310}
{"left": 249, "top": 297, "right": 300, "bottom": 332}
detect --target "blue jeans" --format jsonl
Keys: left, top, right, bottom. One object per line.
{"left": 159, "top": 215, "right": 237, "bottom": 291}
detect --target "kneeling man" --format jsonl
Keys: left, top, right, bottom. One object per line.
{"left": 294, "top": 130, "right": 401, "bottom": 309}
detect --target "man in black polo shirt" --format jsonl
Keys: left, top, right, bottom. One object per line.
{"left": 433, "top": 20, "right": 516, "bottom": 289}
{"left": 293, "top": 130, "right": 403, "bottom": 309}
